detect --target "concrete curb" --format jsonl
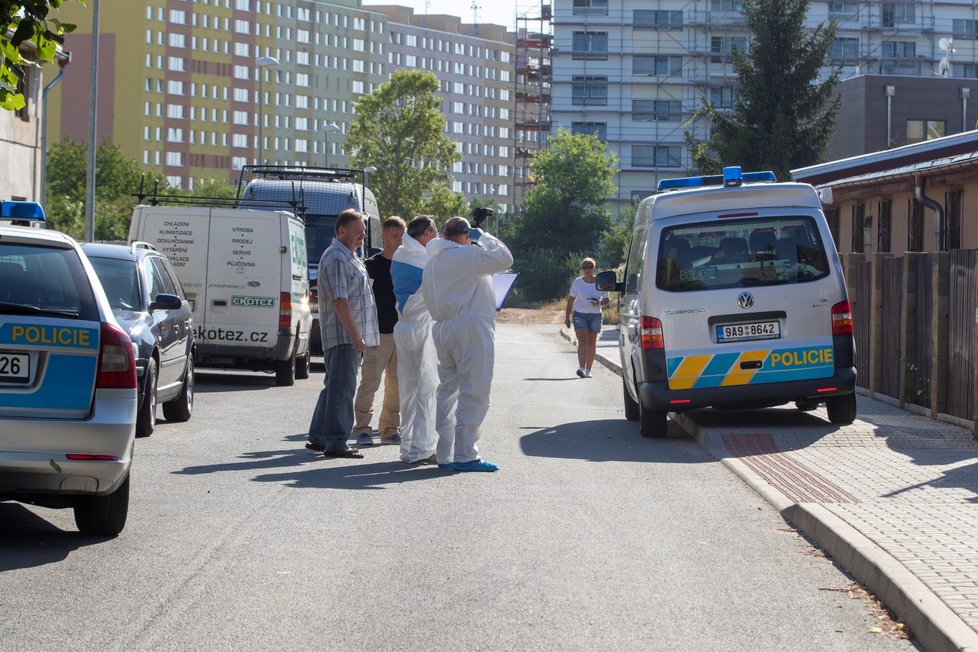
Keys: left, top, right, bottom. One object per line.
{"left": 572, "top": 329, "right": 978, "bottom": 651}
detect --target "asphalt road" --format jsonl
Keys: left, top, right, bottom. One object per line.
{"left": 0, "top": 324, "right": 915, "bottom": 651}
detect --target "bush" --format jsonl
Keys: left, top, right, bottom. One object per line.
{"left": 509, "top": 246, "right": 581, "bottom": 304}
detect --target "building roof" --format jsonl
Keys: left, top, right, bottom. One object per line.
{"left": 791, "top": 130, "right": 978, "bottom": 187}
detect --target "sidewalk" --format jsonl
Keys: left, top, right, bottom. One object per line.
{"left": 565, "top": 325, "right": 978, "bottom": 652}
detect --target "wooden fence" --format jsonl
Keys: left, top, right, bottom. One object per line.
{"left": 841, "top": 250, "right": 968, "bottom": 431}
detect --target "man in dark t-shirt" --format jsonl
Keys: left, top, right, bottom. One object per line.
{"left": 352, "top": 216, "right": 405, "bottom": 445}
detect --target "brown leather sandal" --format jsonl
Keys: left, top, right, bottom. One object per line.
{"left": 323, "top": 447, "right": 364, "bottom": 459}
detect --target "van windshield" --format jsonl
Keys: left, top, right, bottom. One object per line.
{"left": 655, "top": 215, "right": 830, "bottom": 292}
{"left": 305, "top": 215, "right": 338, "bottom": 265}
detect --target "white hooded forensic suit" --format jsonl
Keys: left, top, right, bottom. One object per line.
{"left": 390, "top": 233, "right": 438, "bottom": 463}
{"left": 420, "top": 232, "right": 514, "bottom": 464}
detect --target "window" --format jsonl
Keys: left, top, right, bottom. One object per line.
{"left": 883, "top": 3, "right": 916, "bottom": 28}
{"left": 632, "top": 100, "right": 682, "bottom": 121}
{"left": 907, "top": 119, "right": 945, "bottom": 144}
{"left": 166, "top": 80, "right": 185, "bottom": 95}
{"left": 572, "top": 76, "right": 608, "bottom": 106}
{"left": 632, "top": 145, "right": 681, "bottom": 168}
{"left": 953, "top": 19, "right": 978, "bottom": 39}
{"left": 573, "top": 0, "right": 608, "bottom": 15}
{"left": 709, "top": 86, "right": 736, "bottom": 109}
{"left": 167, "top": 56, "right": 186, "bottom": 72}
{"left": 234, "top": 42, "right": 250, "bottom": 57}
{"left": 633, "top": 10, "right": 682, "bottom": 29}
{"left": 572, "top": 31, "right": 608, "bottom": 59}
{"left": 233, "top": 88, "right": 249, "bottom": 102}
{"left": 165, "top": 151, "right": 184, "bottom": 167}
{"left": 881, "top": 41, "right": 915, "bottom": 58}
{"left": 711, "top": 0, "right": 742, "bottom": 11}
{"left": 169, "top": 9, "right": 187, "bottom": 24}
{"left": 168, "top": 33, "right": 186, "bottom": 48}
{"left": 945, "top": 189, "right": 963, "bottom": 250}
{"left": 953, "top": 63, "right": 978, "bottom": 79}
{"left": 624, "top": 228, "right": 648, "bottom": 295}
{"left": 711, "top": 36, "right": 746, "bottom": 62}
{"left": 634, "top": 55, "right": 682, "bottom": 76}
{"left": 571, "top": 122, "right": 607, "bottom": 141}
{"left": 831, "top": 37, "right": 859, "bottom": 62}
{"left": 828, "top": 1, "right": 858, "bottom": 21}
{"left": 851, "top": 203, "right": 865, "bottom": 253}
{"left": 907, "top": 198, "right": 923, "bottom": 252}
{"left": 166, "top": 104, "right": 184, "bottom": 119}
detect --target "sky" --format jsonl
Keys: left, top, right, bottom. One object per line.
{"left": 363, "top": 0, "right": 520, "bottom": 32}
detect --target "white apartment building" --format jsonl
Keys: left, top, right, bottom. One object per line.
{"left": 549, "top": 0, "right": 978, "bottom": 217}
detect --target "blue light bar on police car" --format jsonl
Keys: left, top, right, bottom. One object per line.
{"left": 0, "top": 200, "right": 45, "bottom": 221}
{"left": 657, "top": 167, "right": 777, "bottom": 191}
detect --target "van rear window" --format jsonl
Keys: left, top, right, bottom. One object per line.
{"left": 655, "top": 216, "right": 830, "bottom": 292}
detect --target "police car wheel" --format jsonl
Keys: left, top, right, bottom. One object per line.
{"left": 136, "top": 360, "right": 158, "bottom": 437}
{"left": 163, "top": 357, "right": 194, "bottom": 423}
{"left": 623, "top": 378, "right": 639, "bottom": 421}
{"left": 74, "top": 473, "right": 130, "bottom": 536}
{"left": 826, "top": 392, "right": 857, "bottom": 425}
{"left": 639, "top": 404, "right": 668, "bottom": 438}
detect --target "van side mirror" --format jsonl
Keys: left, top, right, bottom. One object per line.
{"left": 595, "top": 270, "right": 622, "bottom": 293}
{"left": 150, "top": 293, "right": 184, "bottom": 311}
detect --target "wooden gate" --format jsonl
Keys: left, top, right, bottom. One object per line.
{"left": 911, "top": 254, "right": 933, "bottom": 408}
{"left": 853, "top": 257, "right": 872, "bottom": 389}
{"left": 947, "top": 249, "right": 976, "bottom": 420}
{"left": 879, "top": 255, "right": 903, "bottom": 400}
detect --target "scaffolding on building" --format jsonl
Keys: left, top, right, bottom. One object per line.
{"left": 512, "top": 1, "right": 552, "bottom": 216}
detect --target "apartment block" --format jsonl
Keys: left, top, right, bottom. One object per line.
{"left": 549, "top": 0, "right": 978, "bottom": 217}
{"left": 370, "top": 6, "right": 517, "bottom": 214}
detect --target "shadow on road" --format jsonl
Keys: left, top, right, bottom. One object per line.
{"left": 0, "top": 504, "right": 108, "bottom": 568}
{"left": 173, "top": 433, "right": 451, "bottom": 490}
{"left": 519, "top": 418, "right": 712, "bottom": 464}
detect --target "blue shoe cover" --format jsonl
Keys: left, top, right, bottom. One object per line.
{"left": 437, "top": 463, "right": 455, "bottom": 470}
{"left": 453, "top": 459, "right": 499, "bottom": 472}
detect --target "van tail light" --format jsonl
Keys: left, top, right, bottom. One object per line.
{"left": 280, "top": 292, "right": 292, "bottom": 328}
{"left": 97, "top": 323, "right": 137, "bottom": 389}
{"left": 831, "top": 300, "right": 853, "bottom": 335}
{"left": 641, "top": 316, "right": 664, "bottom": 350}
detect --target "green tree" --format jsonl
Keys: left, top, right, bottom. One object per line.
{"left": 509, "top": 129, "right": 618, "bottom": 302}
{"left": 415, "top": 184, "right": 468, "bottom": 223}
{"left": 45, "top": 138, "right": 168, "bottom": 240}
{"left": 1, "top": 1, "right": 79, "bottom": 110}
{"left": 346, "top": 70, "right": 460, "bottom": 218}
{"left": 685, "top": 0, "right": 840, "bottom": 180}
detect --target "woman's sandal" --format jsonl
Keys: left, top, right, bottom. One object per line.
{"left": 323, "top": 447, "right": 364, "bottom": 459}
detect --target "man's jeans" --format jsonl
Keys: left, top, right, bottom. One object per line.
{"left": 308, "top": 344, "right": 361, "bottom": 451}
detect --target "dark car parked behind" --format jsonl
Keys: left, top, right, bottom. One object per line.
{"left": 82, "top": 242, "right": 194, "bottom": 436}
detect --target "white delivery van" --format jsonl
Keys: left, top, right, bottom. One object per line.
{"left": 128, "top": 206, "right": 313, "bottom": 386}
{"left": 596, "top": 166, "right": 856, "bottom": 438}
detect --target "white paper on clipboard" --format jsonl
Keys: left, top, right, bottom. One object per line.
{"left": 492, "top": 272, "right": 519, "bottom": 311}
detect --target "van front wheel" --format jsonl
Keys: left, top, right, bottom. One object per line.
{"left": 826, "top": 392, "right": 857, "bottom": 425}
{"left": 275, "top": 348, "right": 297, "bottom": 387}
{"left": 639, "top": 403, "right": 668, "bottom": 438}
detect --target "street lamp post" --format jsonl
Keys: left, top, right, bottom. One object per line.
{"left": 256, "top": 56, "right": 279, "bottom": 164}
{"left": 321, "top": 122, "right": 340, "bottom": 167}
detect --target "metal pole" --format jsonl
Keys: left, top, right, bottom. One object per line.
{"left": 84, "top": 0, "right": 100, "bottom": 242}
{"left": 257, "top": 73, "right": 263, "bottom": 164}
{"left": 40, "top": 64, "right": 67, "bottom": 207}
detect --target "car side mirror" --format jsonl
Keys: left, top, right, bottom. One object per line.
{"left": 150, "top": 293, "right": 183, "bottom": 311}
{"left": 595, "top": 270, "right": 622, "bottom": 293}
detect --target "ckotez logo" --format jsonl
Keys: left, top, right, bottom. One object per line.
{"left": 231, "top": 295, "right": 275, "bottom": 307}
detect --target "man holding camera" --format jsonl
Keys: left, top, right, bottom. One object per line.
{"left": 421, "top": 216, "right": 513, "bottom": 472}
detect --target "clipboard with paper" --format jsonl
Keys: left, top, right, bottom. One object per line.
{"left": 492, "top": 272, "right": 519, "bottom": 311}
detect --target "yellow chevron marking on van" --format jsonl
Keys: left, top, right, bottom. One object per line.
{"left": 670, "top": 354, "right": 712, "bottom": 390}
{"left": 721, "top": 350, "right": 771, "bottom": 387}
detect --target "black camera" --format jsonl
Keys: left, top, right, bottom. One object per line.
{"left": 471, "top": 206, "right": 493, "bottom": 229}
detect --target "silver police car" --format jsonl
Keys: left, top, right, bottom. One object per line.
{"left": 0, "top": 201, "right": 136, "bottom": 536}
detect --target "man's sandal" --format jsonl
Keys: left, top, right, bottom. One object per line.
{"left": 323, "top": 448, "right": 364, "bottom": 459}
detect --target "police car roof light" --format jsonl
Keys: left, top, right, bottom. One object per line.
{"left": 0, "top": 200, "right": 45, "bottom": 221}
{"left": 657, "top": 168, "right": 777, "bottom": 192}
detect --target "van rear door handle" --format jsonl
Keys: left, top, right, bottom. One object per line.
{"left": 213, "top": 300, "right": 227, "bottom": 306}
{"left": 740, "top": 360, "right": 762, "bottom": 370}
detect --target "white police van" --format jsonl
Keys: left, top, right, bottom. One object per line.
{"left": 596, "top": 167, "right": 856, "bottom": 438}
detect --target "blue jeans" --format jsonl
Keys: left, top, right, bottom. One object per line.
{"left": 308, "top": 344, "right": 361, "bottom": 451}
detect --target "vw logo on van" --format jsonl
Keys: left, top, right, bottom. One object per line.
{"left": 737, "top": 292, "right": 755, "bottom": 309}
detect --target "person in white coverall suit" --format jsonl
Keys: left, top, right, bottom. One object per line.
{"left": 390, "top": 216, "right": 440, "bottom": 465}
{"left": 420, "top": 216, "right": 514, "bottom": 473}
